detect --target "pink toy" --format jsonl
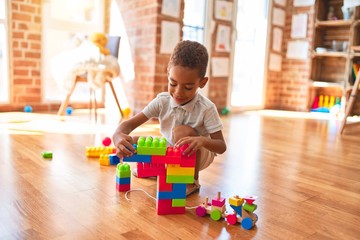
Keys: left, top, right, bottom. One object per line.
{"left": 102, "top": 137, "right": 112, "bottom": 146}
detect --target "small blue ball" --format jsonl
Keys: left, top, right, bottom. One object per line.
{"left": 66, "top": 106, "right": 73, "bottom": 115}
{"left": 24, "top": 105, "right": 32, "bottom": 112}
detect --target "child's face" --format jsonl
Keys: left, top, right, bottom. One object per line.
{"left": 168, "top": 66, "right": 208, "bottom": 105}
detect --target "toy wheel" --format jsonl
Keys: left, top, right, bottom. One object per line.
{"left": 241, "top": 217, "right": 253, "bottom": 230}
{"left": 210, "top": 209, "right": 222, "bottom": 221}
{"left": 226, "top": 213, "right": 237, "bottom": 225}
{"left": 195, "top": 206, "right": 206, "bottom": 217}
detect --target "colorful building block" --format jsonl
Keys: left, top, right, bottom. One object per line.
{"left": 41, "top": 151, "right": 53, "bottom": 158}
{"left": 99, "top": 154, "right": 110, "bottom": 166}
{"left": 109, "top": 154, "right": 120, "bottom": 165}
{"left": 123, "top": 152, "right": 151, "bottom": 163}
{"left": 157, "top": 199, "right": 185, "bottom": 215}
{"left": 86, "top": 146, "right": 115, "bottom": 158}
{"left": 137, "top": 162, "right": 165, "bottom": 178}
{"left": 167, "top": 164, "right": 195, "bottom": 176}
{"left": 172, "top": 199, "right": 186, "bottom": 207}
{"left": 136, "top": 136, "right": 167, "bottom": 155}
{"left": 116, "top": 163, "right": 131, "bottom": 192}
{"left": 157, "top": 174, "right": 173, "bottom": 192}
{"left": 166, "top": 175, "right": 194, "bottom": 184}
{"left": 243, "top": 203, "right": 257, "bottom": 212}
{"left": 157, "top": 183, "right": 186, "bottom": 199}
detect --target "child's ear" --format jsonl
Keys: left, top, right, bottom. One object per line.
{"left": 199, "top": 77, "right": 208, "bottom": 88}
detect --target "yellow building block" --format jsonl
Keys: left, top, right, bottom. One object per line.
{"left": 99, "top": 154, "right": 110, "bottom": 166}
{"left": 167, "top": 164, "right": 195, "bottom": 176}
{"left": 86, "top": 146, "right": 115, "bottom": 158}
{"left": 229, "top": 195, "right": 244, "bottom": 206}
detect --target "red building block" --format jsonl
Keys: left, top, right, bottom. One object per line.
{"left": 137, "top": 162, "right": 166, "bottom": 178}
{"left": 116, "top": 183, "right": 130, "bottom": 192}
{"left": 157, "top": 172, "right": 173, "bottom": 191}
{"left": 157, "top": 199, "right": 185, "bottom": 215}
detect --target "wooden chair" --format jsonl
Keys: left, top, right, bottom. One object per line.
{"left": 340, "top": 69, "right": 360, "bottom": 134}
{"left": 57, "top": 36, "right": 124, "bottom": 119}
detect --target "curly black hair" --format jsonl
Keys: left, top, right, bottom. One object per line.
{"left": 167, "top": 40, "right": 209, "bottom": 78}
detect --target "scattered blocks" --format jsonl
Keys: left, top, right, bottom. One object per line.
{"left": 41, "top": 151, "right": 53, "bottom": 159}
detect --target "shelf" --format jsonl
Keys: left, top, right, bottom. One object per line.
{"left": 311, "top": 81, "right": 344, "bottom": 88}
{"left": 315, "top": 19, "right": 352, "bottom": 27}
{"left": 352, "top": 46, "right": 360, "bottom": 52}
{"left": 312, "top": 52, "right": 349, "bottom": 58}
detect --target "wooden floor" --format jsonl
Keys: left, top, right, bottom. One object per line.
{"left": 0, "top": 110, "right": 359, "bottom": 240}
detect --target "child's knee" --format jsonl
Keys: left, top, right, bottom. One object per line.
{"left": 172, "top": 125, "right": 197, "bottom": 142}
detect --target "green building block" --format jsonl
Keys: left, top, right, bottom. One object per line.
{"left": 243, "top": 203, "right": 257, "bottom": 212}
{"left": 172, "top": 199, "right": 186, "bottom": 207}
{"left": 41, "top": 151, "right": 53, "bottom": 158}
{"left": 136, "top": 136, "right": 167, "bottom": 155}
{"left": 116, "top": 163, "right": 131, "bottom": 178}
{"left": 166, "top": 175, "right": 194, "bottom": 184}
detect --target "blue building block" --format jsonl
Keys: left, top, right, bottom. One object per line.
{"left": 116, "top": 176, "right": 130, "bottom": 184}
{"left": 230, "top": 204, "right": 243, "bottom": 217}
{"left": 123, "top": 153, "right": 151, "bottom": 163}
{"left": 157, "top": 183, "right": 186, "bottom": 199}
{"left": 109, "top": 154, "right": 120, "bottom": 165}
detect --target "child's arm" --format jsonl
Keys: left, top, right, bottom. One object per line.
{"left": 175, "top": 130, "right": 226, "bottom": 156}
{"left": 112, "top": 112, "right": 149, "bottom": 157}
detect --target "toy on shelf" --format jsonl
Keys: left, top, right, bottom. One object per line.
{"left": 120, "top": 136, "right": 196, "bottom": 215}
{"left": 311, "top": 95, "right": 341, "bottom": 114}
{"left": 196, "top": 193, "right": 258, "bottom": 230}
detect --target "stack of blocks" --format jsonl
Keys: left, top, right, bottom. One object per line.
{"left": 119, "top": 136, "right": 196, "bottom": 215}
{"left": 116, "top": 163, "right": 131, "bottom": 192}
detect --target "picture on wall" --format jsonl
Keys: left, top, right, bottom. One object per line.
{"left": 214, "top": 0, "right": 233, "bottom": 21}
{"left": 215, "top": 24, "right": 231, "bottom": 52}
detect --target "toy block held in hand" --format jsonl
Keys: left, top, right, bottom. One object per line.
{"left": 136, "top": 136, "right": 167, "bottom": 155}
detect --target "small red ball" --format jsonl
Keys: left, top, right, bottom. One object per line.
{"left": 102, "top": 137, "right": 112, "bottom": 146}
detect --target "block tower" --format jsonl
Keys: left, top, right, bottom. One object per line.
{"left": 120, "top": 136, "right": 196, "bottom": 215}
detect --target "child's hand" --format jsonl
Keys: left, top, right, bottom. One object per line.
{"left": 113, "top": 133, "right": 136, "bottom": 158}
{"left": 175, "top": 136, "right": 205, "bottom": 156}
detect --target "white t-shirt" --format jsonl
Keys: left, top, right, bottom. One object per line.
{"left": 142, "top": 92, "right": 223, "bottom": 145}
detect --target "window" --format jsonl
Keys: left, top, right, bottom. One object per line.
{"left": 182, "top": 0, "right": 206, "bottom": 43}
{"left": 0, "top": 0, "right": 9, "bottom": 102}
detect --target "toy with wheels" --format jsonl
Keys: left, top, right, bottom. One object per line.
{"left": 195, "top": 192, "right": 258, "bottom": 230}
